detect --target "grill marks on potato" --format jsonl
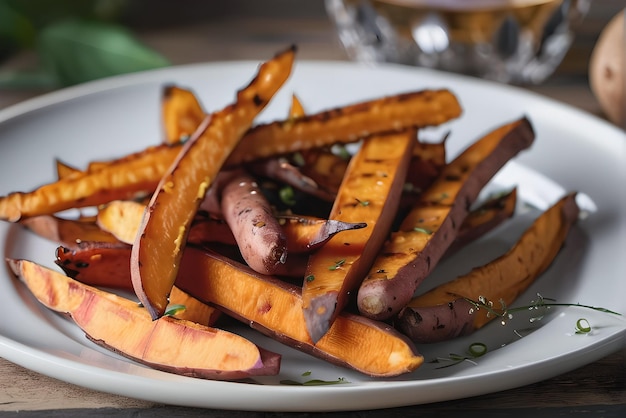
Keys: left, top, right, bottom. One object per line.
{"left": 301, "top": 129, "right": 417, "bottom": 343}
{"left": 357, "top": 117, "right": 536, "bottom": 321}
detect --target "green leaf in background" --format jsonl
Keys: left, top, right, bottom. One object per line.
{"left": 0, "top": 1, "right": 36, "bottom": 61}
{"left": 38, "top": 19, "right": 170, "bottom": 86}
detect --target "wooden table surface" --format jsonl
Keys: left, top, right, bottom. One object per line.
{"left": 1, "top": 1, "right": 624, "bottom": 416}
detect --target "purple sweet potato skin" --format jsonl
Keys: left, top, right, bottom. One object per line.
{"left": 394, "top": 299, "right": 475, "bottom": 344}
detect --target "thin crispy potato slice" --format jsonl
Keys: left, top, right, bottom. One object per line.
{"left": 131, "top": 46, "right": 297, "bottom": 319}
{"left": 357, "top": 117, "right": 535, "bottom": 321}
{"left": 301, "top": 129, "right": 416, "bottom": 342}
{"left": 396, "top": 193, "right": 580, "bottom": 343}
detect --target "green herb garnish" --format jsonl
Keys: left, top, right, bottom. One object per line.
{"left": 164, "top": 304, "right": 186, "bottom": 317}
{"left": 329, "top": 259, "right": 346, "bottom": 270}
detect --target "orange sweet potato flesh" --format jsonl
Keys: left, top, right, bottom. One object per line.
{"left": 161, "top": 85, "right": 206, "bottom": 144}
{"left": 8, "top": 259, "right": 280, "bottom": 379}
{"left": 301, "top": 129, "right": 416, "bottom": 342}
{"left": 396, "top": 193, "right": 580, "bottom": 343}
{"left": 0, "top": 144, "right": 177, "bottom": 222}
{"left": 131, "top": 46, "right": 296, "bottom": 319}
{"left": 20, "top": 215, "right": 119, "bottom": 248}
{"left": 55, "top": 242, "right": 221, "bottom": 326}
{"left": 357, "top": 117, "right": 535, "bottom": 321}
{"left": 175, "top": 247, "right": 423, "bottom": 377}
{"left": 226, "top": 89, "right": 461, "bottom": 165}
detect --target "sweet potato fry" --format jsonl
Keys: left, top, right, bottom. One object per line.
{"left": 226, "top": 89, "right": 461, "bottom": 165}
{"left": 131, "top": 46, "right": 296, "bottom": 319}
{"left": 301, "top": 129, "right": 416, "bottom": 342}
{"left": 0, "top": 144, "right": 177, "bottom": 222}
{"left": 395, "top": 193, "right": 580, "bottom": 343}
{"left": 161, "top": 85, "right": 206, "bottom": 144}
{"left": 9, "top": 259, "right": 278, "bottom": 379}
{"left": 220, "top": 169, "right": 288, "bottom": 275}
{"left": 175, "top": 247, "right": 423, "bottom": 377}
{"left": 357, "top": 117, "right": 535, "bottom": 321}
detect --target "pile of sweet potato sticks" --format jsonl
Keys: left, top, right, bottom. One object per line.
{"left": 1, "top": 46, "right": 581, "bottom": 379}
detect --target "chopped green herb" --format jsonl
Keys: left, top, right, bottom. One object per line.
{"left": 279, "top": 185, "right": 297, "bottom": 206}
{"left": 413, "top": 227, "right": 433, "bottom": 235}
{"left": 164, "top": 304, "right": 186, "bottom": 317}
{"left": 280, "top": 376, "right": 350, "bottom": 386}
{"left": 355, "top": 198, "right": 370, "bottom": 207}
{"left": 305, "top": 274, "right": 315, "bottom": 283}
{"left": 575, "top": 318, "right": 592, "bottom": 334}
{"left": 329, "top": 259, "right": 346, "bottom": 270}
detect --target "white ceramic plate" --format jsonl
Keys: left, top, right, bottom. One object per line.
{"left": 0, "top": 60, "right": 624, "bottom": 412}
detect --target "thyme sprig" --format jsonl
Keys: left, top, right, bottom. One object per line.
{"left": 280, "top": 371, "right": 350, "bottom": 386}
{"left": 464, "top": 294, "right": 621, "bottom": 326}
{"left": 430, "top": 342, "right": 488, "bottom": 369}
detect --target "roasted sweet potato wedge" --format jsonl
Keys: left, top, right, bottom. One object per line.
{"left": 175, "top": 247, "right": 423, "bottom": 377}
{"left": 131, "top": 46, "right": 296, "bottom": 319}
{"left": 161, "top": 85, "right": 206, "bottom": 144}
{"left": 395, "top": 193, "right": 580, "bottom": 343}
{"left": 226, "top": 89, "right": 461, "bottom": 165}
{"left": 0, "top": 143, "right": 177, "bottom": 222}
{"left": 8, "top": 259, "right": 279, "bottom": 379}
{"left": 357, "top": 117, "right": 535, "bottom": 321}
{"left": 301, "top": 129, "right": 416, "bottom": 342}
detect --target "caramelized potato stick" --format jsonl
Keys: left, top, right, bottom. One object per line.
{"left": 358, "top": 118, "right": 535, "bottom": 321}
{"left": 220, "top": 169, "right": 288, "bottom": 275}
{"left": 176, "top": 247, "right": 423, "bottom": 377}
{"left": 161, "top": 85, "right": 206, "bottom": 144}
{"left": 0, "top": 144, "right": 177, "bottom": 222}
{"left": 10, "top": 259, "right": 279, "bottom": 379}
{"left": 226, "top": 89, "right": 461, "bottom": 165}
{"left": 396, "top": 193, "right": 580, "bottom": 343}
{"left": 302, "top": 129, "right": 416, "bottom": 343}
{"left": 131, "top": 46, "right": 296, "bottom": 319}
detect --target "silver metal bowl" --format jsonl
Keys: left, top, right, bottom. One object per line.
{"left": 325, "top": 0, "right": 590, "bottom": 84}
